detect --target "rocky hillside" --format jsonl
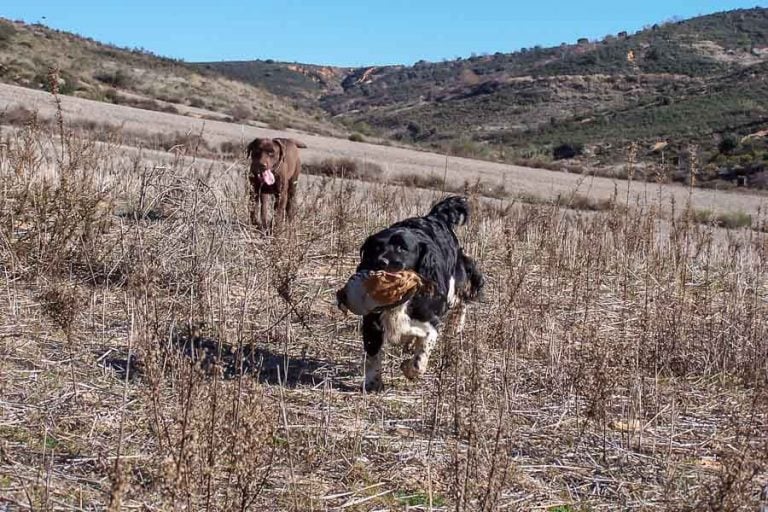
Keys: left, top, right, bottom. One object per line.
{"left": 1, "top": 8, "right": 766, "bottom": 188}
{"left": 197, "top": 60, "right": 349, "bottom": 104}
{"left": 0, "top": 18, "right": 338, "bottom": 135}
{"left": 202, "top": 7, "right": 768, "bottom": 184}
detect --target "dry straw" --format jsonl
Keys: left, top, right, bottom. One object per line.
{"left": 0, "top": 91, "right": 766, "bottom": 510}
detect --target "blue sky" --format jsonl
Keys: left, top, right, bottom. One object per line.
{"left": 2, "top": 1, "right": 766, "bottom": 66}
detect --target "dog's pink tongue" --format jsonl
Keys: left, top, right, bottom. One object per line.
{"left": 261, "top": 169, "right": 275, "bottom": 186}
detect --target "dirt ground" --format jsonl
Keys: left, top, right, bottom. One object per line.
{"left": 1, "top": 113, "right": 767, "bottom": 510}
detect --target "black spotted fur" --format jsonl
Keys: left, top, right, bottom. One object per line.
{"left": 355, "top": 195, "right": 484, "bottom": 388}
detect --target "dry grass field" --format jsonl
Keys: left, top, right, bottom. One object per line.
{"left": 1, "top": 89, "right": 767, "bottom": 511}
{"left": 2, "top": 82, "right": 767, "bottom": 221}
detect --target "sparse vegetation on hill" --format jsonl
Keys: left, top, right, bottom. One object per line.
{"left": 0, "top": 18, "right": 337, "bottom": 135}
{"left": 199, "top": 60, "right": 348, "bottom": 106}
{"left": 3, "top": 9, "right": 768, "bottom": 189}
{"left": 202, "top": 8, "right": 768, "bottom": 189}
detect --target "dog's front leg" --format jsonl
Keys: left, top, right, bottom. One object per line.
{"left": 286, "top": 179, "right": 298, "bottom": 222}
{"left": 249, "top": 186, "right": 260, "bottom": 225}
{"left": 362, "top": 313, "right": 385, "bottom": 392}
{"left": 260, "top": 193, "right": 271, "bottom": 233}
{"left": 400, "top": 322, "right": 438, "bottom": 380}
{"left": 274, "top": 191, "right": 288, "bottom": 229}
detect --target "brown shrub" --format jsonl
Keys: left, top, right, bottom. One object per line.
{"left": 691, "top": 208, "right": 752, "bottom": 229}
{"left": 565, "top": 192, "right": 623, "bottom": 212}
{"left": 188, "top": 97, "right": 206, "bottom": 108}
{"left": 1, "top": 105, "right": 37, "bottom": 126}
{"left": 392, "top": 173, "right": 511, "bottom": 199}
{"left": 120, "top": 95, "right": 180, "bottom": 114}
{"left": 393, "top": 172, "right": 447, "bottom": 190}
{"left": 141, "top": 131, "right": 213, "bottom": 155}
{"left": 303, "top": 157, "right": 383, "bottom": 181}
{"left": 219, "top": 140, "right": 241, "bottom": 155}
{"left": 229, "top": 104, "right": 252, "bottom": 122}
{"left": 512, "top": 157, "right": 563, "bottom": 172}
{"left": 264, "top": 115, "right": 288, "bottom": 130}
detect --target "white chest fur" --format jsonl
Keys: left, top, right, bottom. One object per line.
{"left": 380, "top": 302, "right": 433, "bottom": 344}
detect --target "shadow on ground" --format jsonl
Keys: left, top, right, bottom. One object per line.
{"left": 99, "top": 329, "right": 359, "bottom": 391}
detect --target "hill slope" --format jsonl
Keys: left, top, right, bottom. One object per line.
{"left": 0, "top": 18, "right": 338, "bottom": 135}
{"left": 1, "top": 9, "right": 767, "bottom": 187}
{"left": 202, "top": 7, "right": 768, "bottom": 170}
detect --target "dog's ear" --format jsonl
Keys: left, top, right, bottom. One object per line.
{"left": 272, "top": 138, "right": 285, "bottom": 158}
{"left": 416, "top": 242, "right": 447, "bottom": 295}
{"left": 275, "top": 137, "right": 307, "bottom": 149}
{"left": 246, "top": 138, "right": 260, "bottom": 159}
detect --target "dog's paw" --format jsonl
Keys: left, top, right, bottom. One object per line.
{"left": 400, "top": 359, "right": 422, "bottom": 381}
{"left": 364, "top": 377, "right": 384, "bottom": 393}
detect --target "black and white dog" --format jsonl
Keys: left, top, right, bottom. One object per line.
{"left": 350, "top": 195, "right": 484, "bottom": 391}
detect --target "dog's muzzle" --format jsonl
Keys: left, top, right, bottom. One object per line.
{"left": 336, "top": 288, "right": 349, "bottom": 314}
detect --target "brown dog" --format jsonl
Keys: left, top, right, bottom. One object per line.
{"left": 246, "top": 137, "right": 306, "bottom": 231}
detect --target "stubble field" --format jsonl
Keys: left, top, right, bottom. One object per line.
{"left": 0, "top": 90, "right": 767, "bottom": 511}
